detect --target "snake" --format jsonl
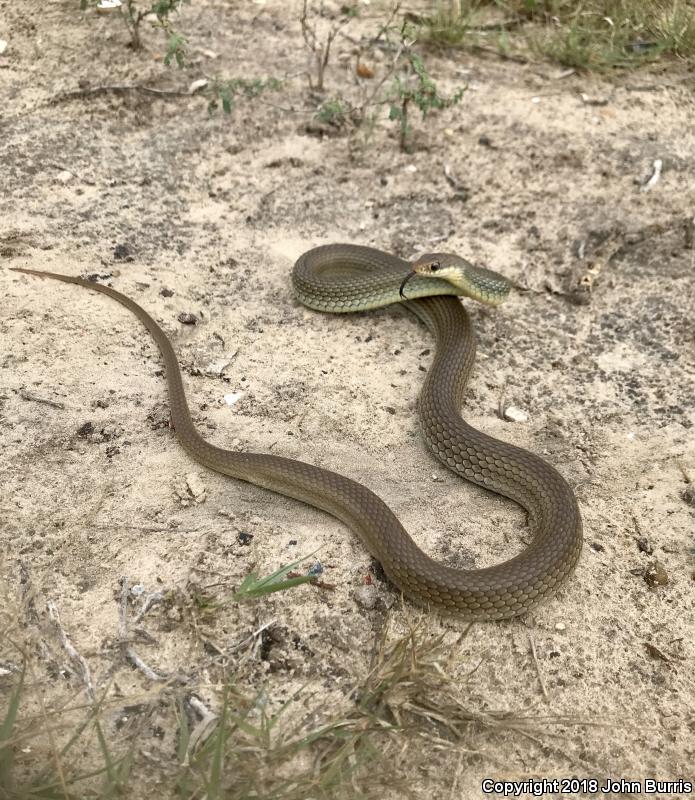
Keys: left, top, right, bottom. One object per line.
{"left": 11, "top": 244, "right": 582, "bottom": 619}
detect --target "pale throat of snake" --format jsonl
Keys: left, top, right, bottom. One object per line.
{"left": 399, "top": 253, "right": 513, "bottom": 306}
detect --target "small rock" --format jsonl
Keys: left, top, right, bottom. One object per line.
{"left": 224, "top": 391, "right": 243, "bottom": 406}
{"left": 186, "top": 473, "right": 207, "bottom": 503}
{"left": 354, "top": 584, "right": 378, "bottom": 610}
{"left": 0, "top": 39, "right": 8, "bottom": 55}
{"left": 113, "top": 243, "right": 133, "bottom": 262}
{"left": 636, "top": 537, "right": 653, "bottom": 555}
{"left": 554, "top": 622, "right": 566, "bottom": 631}
{"left": 188, "top": 78, "right": 208, "bottom": 94}
{"left": 503, "top": 406, "right": 529, "bottom": 423}
{"left": 77, "top": 421, "right": 94, "bottom": 437}
{"left": 178, "top": 312, "right": 198, "bottom": 325}
{"left": 237, "top": 532, "right": 254, "bottom": 545}
{"left": 680, "top": 485, "right": 695, "bottom": 506}
{"left": 644, "top": 560, "right": 669, "bottom": 588}
{"left": 160, "top": 287, "right": 174, "bottom": 298}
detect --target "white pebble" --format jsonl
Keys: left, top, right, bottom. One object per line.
{"left": 354, "top": 584, "right": 378, "bottom": 610}
{"left": 503, "top": 406, "right": 529, "bottom": 423}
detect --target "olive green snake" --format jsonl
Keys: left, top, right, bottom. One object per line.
{"left": 11, "top": 244, "right": 582, "bottom": 619}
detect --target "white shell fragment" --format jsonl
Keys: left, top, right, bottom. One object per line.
{"left": 205, "top": 350, "right": 237, "bottom": 377}
{"left": 188, "top": 78, "right": 209, "bottom": 95}
{"left": 641, "top": 158, "right": 662, "bottom": 192}
{"left": 186, "top": 472, "right": 206, "bottom": 498}
{"left": 96, "top": 0, "right": 122, "bottom": 10}
{"left": 224, "top": 391, "right": 243, "bottom": 406}
{"left": 0, "top": 39, "right": 7, "bottom": 55}
{"left": 503, "top": 406, "right": 529, "bottom": 423}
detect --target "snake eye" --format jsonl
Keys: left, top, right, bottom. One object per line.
{"left": 430, "top": 261, "right": 441, "bottom": 272}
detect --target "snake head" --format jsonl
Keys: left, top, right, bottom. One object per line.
{"left": 400, "top": 253, "right": 512, "bottom": 306}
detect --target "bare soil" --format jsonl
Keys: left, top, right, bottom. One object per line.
{"left": 1, "top": 1, "right": 694, "bottom": 796}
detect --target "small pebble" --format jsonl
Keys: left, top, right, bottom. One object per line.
{"left": 636, "top": 537, "right": 653, "bottom": 555}
{"left": 238, "top": 532, "right": 254, "bottom": 545}
{"left": 644, "top": 560, "right": 669, "bottom": 588}
{"left": 680, "top": 485, "right": 695, "bottom": 506}
{"left": 113, "top": 243, "right": 132, "bottom": 261}
{"left": 503, "top": 406, "right": 529, "bottom": 423}
{"left": 178, "top": 312, "right": 198, "bottom": 325}
{"left": 185, "top": 473, "right": 206, "bottom": 502}
{"left": 77, "top": 421, "right": 94, "bottom": 437}
{"left": 354, "top": 584, "right": 378, "bottom": 610}
{"left": 554, "top": 622, "right": 566, "bottom": 631}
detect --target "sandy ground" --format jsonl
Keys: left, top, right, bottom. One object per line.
{"left": 1, "top": 1, "right": 694, "bottom": 796}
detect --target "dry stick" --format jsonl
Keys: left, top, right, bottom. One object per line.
{"left": 19, "top": 389, "right": 66, "bottom": 409}
{"left": 118, "top": 576, "right": 167, "bottom": 681}
{"left": 19, "top": 561, "right": 41, "bottom": 625}
{"left": 300, "top": 0, "right": 352, "bottom": 92}
{"left": 45, "top": 162, "right": 96, "bottom": 186}
{"left": 131, "top": 591, "right": 166, "bottom": 626}
{"left": 675, "top": 459, "right": 691, "bottom": 484}
{"left": 230, "top": 619, "right": 276, "bottom": 654}
{"left": 528, "top": 634, "right": 548, "bottom": 700}
{"left": 47, "top": 600, "right": 95, "bottom": 703}
{"left": 353, "top": 4, "right": 407, "bottom": 118}
{"left": 183, "top": 694, "right": 220, "bottom": 763}
{"left": 52, "top": 84, "right": 189, "bottom": 105}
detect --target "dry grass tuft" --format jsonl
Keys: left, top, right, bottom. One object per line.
{"left": 1, "top": 563, "right": 604, "bottom": 800}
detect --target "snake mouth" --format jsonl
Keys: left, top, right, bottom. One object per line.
{"left": 399, "top": 270, "right": 417, "bottom": 299}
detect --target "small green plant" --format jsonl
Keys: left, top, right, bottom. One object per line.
{"left": 421, "top": 0, "right": 479, "bottom": 46}
{"left": 197, "top": 553, "right": 319, "bottom": 607}
{"left": 416, "top": 0, "right": 695, "bottom": 70}
{"left": 387, "top": 50, "right": 465, "bottom": 151}
{"left": 206, "top": 77, "right": 282, "bottom": 114}
{"left": 230, "top": 555, "right": 318, "bottom": 601}
{"left": 315, "top": 97, "right": 349, "bottom": 127}
{"left": 80, "top": 0, "right": 189, "bottom": 63}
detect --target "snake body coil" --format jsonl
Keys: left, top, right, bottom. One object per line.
{"left": 13, "top": 244, "right": 582, "bottom": 619}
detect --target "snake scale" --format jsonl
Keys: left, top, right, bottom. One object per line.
{"left": 12, "top": 244, "right": 582, "bottom": 619}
